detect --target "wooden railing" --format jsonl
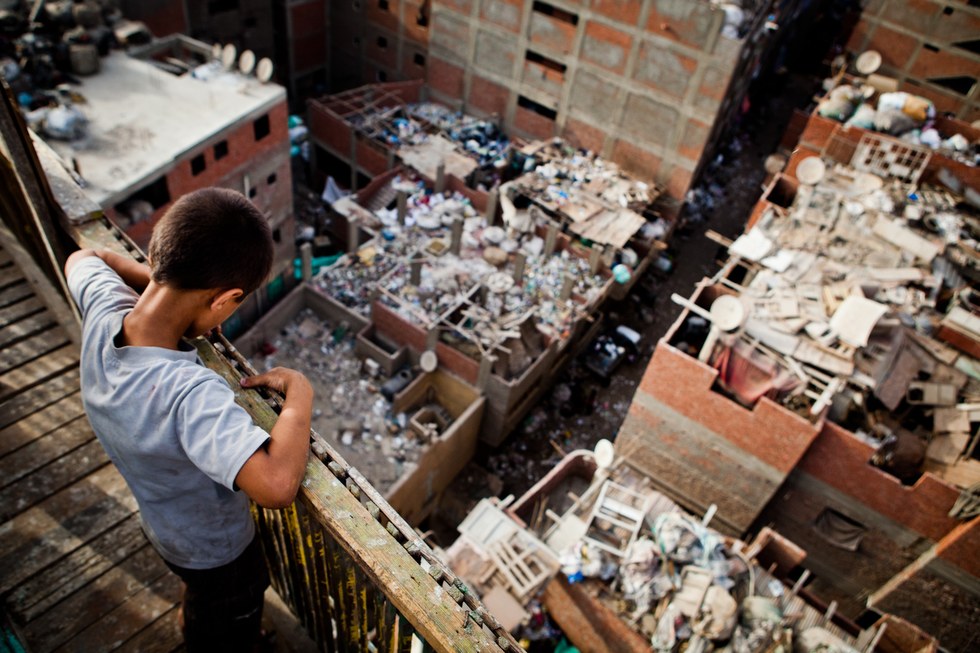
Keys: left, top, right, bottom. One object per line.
{"left": 13, "top": 96, "right": 519, "bottom": 652}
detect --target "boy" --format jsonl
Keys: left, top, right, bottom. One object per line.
{"left": 65, "top": 188, "right": 313, "bottom": 652}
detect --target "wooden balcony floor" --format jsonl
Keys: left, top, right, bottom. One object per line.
{"left": 0, "top": 241, "right": 184, "bottom": 653}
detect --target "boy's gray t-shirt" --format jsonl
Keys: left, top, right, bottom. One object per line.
{"left": 68, "top": 257, "right": 270, "bottom": 569}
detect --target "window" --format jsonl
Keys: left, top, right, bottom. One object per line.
{"left": 377, "top": 70, "right": 388, "bottom": 82}
{"left": 214, "top": 140, "right": 229, "bottom": 160}
{"left": 208, "top": 0, "right": 238, "bottom": 15}
{"left": 413, "top": 53, "right": 426, "bottom": 67}
{"left": 378, "top": 0, "right": 389, "bottom": 9}
{"left": 249, "top": 186, "right": 258, "bottom": 198}
{"left": 377, "top": 35, "right": 388, "bottom": 49}
{"left": 517, "top": 95, "right": 557, "bottom": 121}
{"left": 813, "top": 508, "right": 866, "bottom": 551}
{"left": 929, "top": 75, "right": 977, "bottom": 95}
{"left": 272, "top": 228, "right": 281, "bottom": 243}
{"left": 526, "top": 50, "right": 567, "bottom": 74}
{"left": 267, "top": 173, "right": 277, "bottom": 185}
{"left": 531, "top": 1, "right": 578, "bottom": 25}
{"left": 416, "top": 8, "right": 428, "bottom": 27}
{"left": 191, "top": 153, "right": 206, "bottom": 176}
{"left": 253, "top": 114, "right": 270, "bottom": 141}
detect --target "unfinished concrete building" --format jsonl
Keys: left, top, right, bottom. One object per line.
{"left": 614, "top": 76, "right": 980, "bottom": 647}
{"left": 842, "top": 0, "right": 980, "bottom": 123}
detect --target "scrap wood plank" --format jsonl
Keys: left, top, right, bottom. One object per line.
{"left": 0, "top": 296, "right": 43, "bottom": 329}
{"left": 0, "top": 391, "right": 85, "bottom": 456}
{"left": 112, "top": 606, "right": 183, "bottom": 653}
{"left": 0, "top": 466, "right": 136, "bottom": 595}
{"left": 0, "top": 327, "right": 71, "bottom": 374}
{"left": 0, "top": 264, "right": 22, "bottom": 288}
{"left": 0, "top": 368, "right": 80, "bottom": 431}
{"left": 0, "top": 416, "right": 95, "bottom": 490}
{"left": 0, "top": 281, "right": 33, "bottom": 309}
{"left": 0, "top": 439, "right": 110, "bottom": 521}
{"left": 7, "top": 514, "right": 148, "bottom": 624}
{"left": 22, "top": 544, "right": 169, "bottom": 653}
{"left": 0, "top": 344, "right": 78, "bottom": 401}
{"left": 51, "top": 572, "right": 181, "bottom": 653}
{"left": 0, "top": 310, "right": 58, "bottom": 349}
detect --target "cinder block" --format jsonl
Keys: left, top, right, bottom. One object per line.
{"left": 633, "top": 39, "right": 697, "bottom": 99}
{"left": 591, "top": 0, "right": 642, "bottom": 27}
{"left": 644, "top": 0, "right": 719, "bottom": 50}
{"left": 430, "top": 9, "right": 472, "bottom": 59}
{"left": 479, "top": 0, "right": 522, "bottom": 34}
{"left": 569, "top": 69, "right": 623, "bottom": 124}
{"left": 581, "top": 20, "right": 631, "bottom": 74}
{"left": 620, "top": 92, "right": 678, "bottom": 147}
{"left": 475, "top": 29, "right": 517, "bottom": 77}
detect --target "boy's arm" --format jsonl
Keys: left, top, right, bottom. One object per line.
{"left": 64, "top": 249, "right": 151, "bottom": 293}
{"left": 235, "top": 367, "right": 313, "bottom": 509}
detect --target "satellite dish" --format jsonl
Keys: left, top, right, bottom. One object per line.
{"left": 211, "top": 43, "right": 222, "bottom": 60}
{"left": 420, "top": 350, "right": 438, "bottom": 373}
{"left": 855, "top": 50, "right": 882, "bottom": 76}
{"left": 239, "top": 49, "right": 256, "bottom": 75}
{"left": 709, "top": 295, "right": 746, "bottom": 332}
{"left": 796, "top": 156, "right": 826, "bottom": 185}
{"left": 594, "top": 439, "right": 615, "bottom": 470}
{"left": 221, "top": 44, "right": 237, "bottom": 69}
{"left": 256, "top": 58, "right": 274, "bottom": 83}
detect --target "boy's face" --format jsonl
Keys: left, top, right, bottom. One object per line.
{"left": 185, "top": 289, "right": 244, "bottom": 338}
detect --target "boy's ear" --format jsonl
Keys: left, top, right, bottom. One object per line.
{"left": 211, "top": 288, "right": 244, "bottom": 310}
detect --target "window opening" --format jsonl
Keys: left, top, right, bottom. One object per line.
{"left": 253, "top": 114, "right": 270, "bottom": 141}
{"left": 191, "top": 153, "right": 206, "bottom": 176}
{"left": 214, "top": 140, "right": 229, "bottom": 160}
{"left": 517, "top": 95, "right": 557, "bottom": 121}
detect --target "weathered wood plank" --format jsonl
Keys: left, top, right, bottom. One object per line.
{"left": 0, "top": 248, "right": 12, "bottom": 265}
{"left": 7, "top": 514, "right": 147, "bottom": 624}
{"left": 0, "top": 391, "right": 85, "bottom": 456}
{"left": 0, "top": 311, "right": 57, "bottom": 348}
{"left": 0, "top": 327, "right": 71, "bottom": 374}
{"left": 0, "top": 296, "right": 44, "bottom": 329}
{"left": 0, "top": 281, "right": 34, "bottom": 310}
{"left": 0, "top": 466, "right": 136, "bottom": 595}
{"left": 0, "top": 368, "right": 80, "bottom": 431}
{"left": 0, "top": 416, "right": 94, "bottom": 490}
{"left": 22, "top": 545, "right": 169, "bottom": 653}
{"left": 0, "top": 344, "right": 78, "bottom": 401}
{"left": 0, "top": 439, "right": 110, "bottom": 521}
{"left": 0, "top": 265, "right": 22, "bottom": 288}
{"left": 114, "top": 606, "right": 184, "bottom": 653}
{"left": 51, "top": 573, "right": 180, "bottom": 653}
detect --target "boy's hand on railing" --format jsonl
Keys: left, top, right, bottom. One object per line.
{"left": 241, "top": 367, "right": 312, "bottom": 398}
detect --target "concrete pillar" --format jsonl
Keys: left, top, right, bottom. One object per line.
{"left": 450, "top": 218, "right": 463, "bottom": 255}
{"left": 435, "top": 160, "right": 446, "bottom": 194}
{"left": 589, "top": 244, "right": 603, "bottom": 275}
{"left": 513, "top": 250, "right": 526, "bottom": 286}
{"left": 386, "top": 147, "right": 396, "bottom": 170}
{"left": 300, "top": 242, "right": 313, "bottom": 281}
{"left": 560, "top": 274, "right": 575, "bottom": 302}
{"left": 485, "top": 188, "right": 499, "bottom": 226}
{"left": 397, "top": 189, "right": 408, "bottom": 225}
{"left": 410, "top": 254, "right": 423, "bottom": 286}
{"left": 479, "top": 284, "right": 489, "bottom": 306}
{"left": 347, "top": 218, "right": 359, "bottom": 254}
{"left": 477, "top": 354, "right": 496, "bottom": 391}
{"left": 426, "top": 325, "right": 439, "bottom": 351}
{"left": 544, "top": 223, "right": 558, "bottom": 258}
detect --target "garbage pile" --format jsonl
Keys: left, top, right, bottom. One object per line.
{"left": 0, "top": 1, "right": 152, "bottom": 141}
{"left": 675, "top": 156, "right": 980, "bottom": 488}
{"left": 254, "top": 309, "right": 437, "bottom": 491}
{"left": 407, "top": 102, "right": 510, "bottom": 171}
{"left": 817, "top": 83, "right": 977, "bottom": 166}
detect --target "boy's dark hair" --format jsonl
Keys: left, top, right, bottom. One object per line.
{"left": 148, "top": 188, "right": 273, "bottom": 296}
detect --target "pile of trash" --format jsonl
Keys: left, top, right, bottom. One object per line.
{"left": 817, "top": 84, "right": 976, "bottom": 165}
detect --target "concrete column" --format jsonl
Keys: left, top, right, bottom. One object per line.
{"left": 410, "top": 253, "right": 423, "bottom": 286}
{"left": 560, "top": 274, "right": 575, "bottom": 302}
{"left": 513, "top": 250, "right": 526, "bottom": 286}
{"left": 426, "top": 325, "right": 439, "bottom": 350}
{"left": 485, "top": 188, "right": 499, "bottom": 225}
{"left": 300, "top": 242, "right": 313, "bottom": 281}
{"left": 544, "top": 223, "right": 558, "bottom": 258}
{"left": 589, "top": 244, "right": 603, "bottom": 275}
{"left": 397, "top": 189, "right": 408, "bottom": 225}
{"left": 386, "top": 147, "right": 396, "bottom": 170}
{"left": 347, "top": 218, "right": 359, "bottom": 254}
{"left": 435, "top": 160, "right": 446, "bottom": 194}
{"left": 477, "top": 354, "right": 496, "bottom": 390}
{"left": 479, "top": 284, "right": 489, "bottom": 306}
{"left": 450, "top": 218, "right": 463, "bottom": 255}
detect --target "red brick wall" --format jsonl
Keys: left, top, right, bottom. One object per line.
{"left": 641, "top": 344, "right": 819, "bottom": 474}
{"left": 581, "top": 20, "right": 631, "bottom": 75}
{"left": 308, "top": 102, "right": 353, "bottom": 156}
{"left": 371, "top": 302, "right": 478, "bottom": 384}
{"left": 611, "top": 139, "right": 662, "bottom": 184}
{"left": 513, "top": 105, "right": 557, "bottom": 141}
{"left": 935, "top": 517, "right": 980, "bottom": 577}
{"left": 427, "top": 56, "right": 465, "bottom": 98}
{"left": 562, "top": 117, "right": 606, "bottom": 154}
{"left": 528, "top": 10, "right": 576, "bottom": 55}
{"left": 365, "top": 0, "right": 400, "bottom": 32}
{"left": 468, "top": 75, "right": 510, "bottom": 116}
{"left": 354, "top": 134, "right": 391, "bottom": 177}
{"left": 798, "top": 422, "right": 960, "bottom": 542}
{"left": 592, "top": 0, "right": 641, "bottom": 26}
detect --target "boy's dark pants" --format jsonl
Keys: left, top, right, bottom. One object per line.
{"left": 164, "top": 535, "right": 270, "bottom": 652}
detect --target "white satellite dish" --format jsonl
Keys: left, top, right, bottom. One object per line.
{"left": 709, "top": 295, "right": 746, "bottom": 332}
{"left": 221, "top": 44, "right": 237, "bottom": 69}
{"left": 256, "top": 58, "right": 274, "bottom": 83}
{"left": 594, "top": 439, "right": 615, "bottom": 470}
{"left": 239, "top": 49, "right": 256, "bottom": 75}
{"left": 419, "top": 350, "right": 438, "bottom": 373}
{"left": 211, "top": 43, "right": 222, "bottom": 60}
{"left": 796, "top": 156, "right": 826, "bottom": 185}
{"left": 855, "top": 50, "right": 882, "bottom": 76}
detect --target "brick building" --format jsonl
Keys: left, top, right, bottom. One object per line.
{"left": 39, "top": 35, "right": 296, "bottom": 334}
{"left": 843, "top": 0, "right": 980, "bottom": 122}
